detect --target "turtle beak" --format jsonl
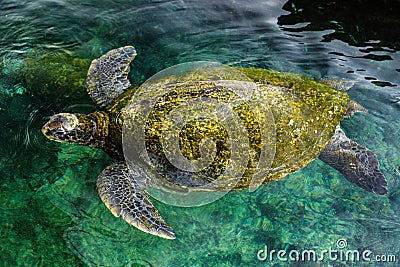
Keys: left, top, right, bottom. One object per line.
{"left": 41, "top": 124, "right": 50, "bottom": 137}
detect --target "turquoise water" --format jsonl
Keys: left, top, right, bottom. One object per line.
{"left": 1, "top": 0, "right": 399, "bottom": 266}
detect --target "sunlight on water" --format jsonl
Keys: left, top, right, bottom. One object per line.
{"left": 0, "top": 0, "right": 399, "bottom": 266}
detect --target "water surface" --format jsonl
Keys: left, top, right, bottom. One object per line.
{"left": 0, "top": 0, "right": 399, "bottom": 266}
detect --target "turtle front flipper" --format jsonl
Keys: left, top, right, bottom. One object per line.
{"left": 96, "top": 162, "right": 176, "bottom": 239}
{"left": 86, "top": 46, "right": 137, "bottom": 108}
{"left": 319, "top": 126, "right": 388, "bottom": 195}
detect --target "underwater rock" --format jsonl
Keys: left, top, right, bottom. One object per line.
{"left": 0, "top": 56, "right": 26, "bottom": 97}
{"left": 21, "top": 50, "right": 92, "bottom": 104}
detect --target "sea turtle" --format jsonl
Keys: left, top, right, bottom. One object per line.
{"left": 42, "top": 46, "right": 387, "bottom": 239}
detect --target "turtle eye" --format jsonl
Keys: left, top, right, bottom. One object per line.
{"left": 46, "top": 117, "right": 67, "bottom": 131}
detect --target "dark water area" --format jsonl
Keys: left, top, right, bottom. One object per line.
{"left": 0, "top": 0, "right": 399, "bottom": 266}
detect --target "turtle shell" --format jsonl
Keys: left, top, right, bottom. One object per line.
{"left": 108, "top": 62, "right": 350, "bottom": 192}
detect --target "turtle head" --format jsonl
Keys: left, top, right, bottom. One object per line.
{"left": 42, "top": 112, "right": 99, "bottom": 145}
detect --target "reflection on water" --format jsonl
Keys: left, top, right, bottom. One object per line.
{"left": 279, "top": 0, "right": 400, "bottom": 52}
{"left": 0, "top": 0, "right": 399, "bottom": 266}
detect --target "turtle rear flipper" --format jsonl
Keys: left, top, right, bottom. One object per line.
{"left": 319, "top": 126, "right": 388, "bottom": 195}
{"left": 86, "top": 46, "right": 137, "bottom": 108}
{"left": 97, "top": 162, "right": 176, "bottom": 239}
